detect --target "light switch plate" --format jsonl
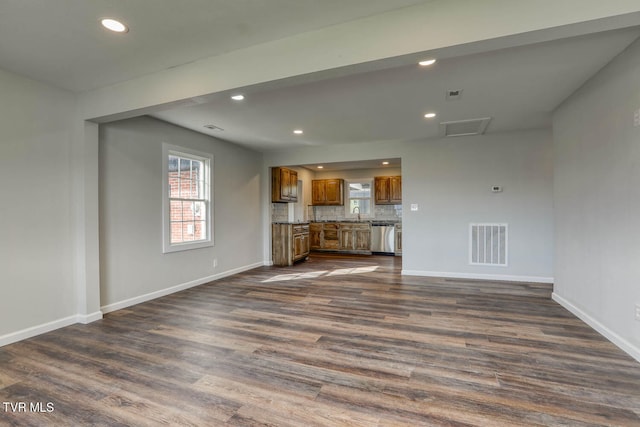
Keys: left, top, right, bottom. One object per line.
{"left": 634, "top": 109, "right": 640, "bottom": 127}
{"left": 410, "top": 204, "right": 419, "bottom": 211}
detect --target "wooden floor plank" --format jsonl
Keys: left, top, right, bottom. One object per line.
{"left": 1, "top": 253, "right": 639, "bottom": 426}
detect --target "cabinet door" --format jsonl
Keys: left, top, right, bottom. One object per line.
{"left": 309, "top": 224, "right": 322, "bottom": 249}
{"left": 322, "top": 224, "right": 340, "bottom": 249}
{"left": 293, "top": 234, "right": 305, "bottom": 260}
{"left": 289, "top": 170, "right": 298, "bottom": 202}
{"left": 325, "top": 179, "right": 344, "bottom": 205}
{"left": 281, "top": 168, "right": 291, "bottom": 200}
{"left": 311, "top": 180, "right": 326, "bottom": 205}
{"left": 302, "top": 233, "right": 310, "bottom": 256}
{"left": 354, "top": 229, "right": 371, "bottom": 251}
{"left": 339, "top": 228, "right": 354, "bottom": 250}
{"left": 272, "top": 167, "right": 296, "bottom": 202}
{"left": 374, "top": 177, "right": 390, "bottom": 204}
{"left": 389, "top": 176, "right": 402, "bottom": 204}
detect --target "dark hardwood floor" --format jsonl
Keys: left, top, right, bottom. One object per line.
{"left": 1, "top": 253, "right": 639, "bottom": 426}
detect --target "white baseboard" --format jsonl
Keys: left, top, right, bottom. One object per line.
{"left": 1, "top": 262, "right": 263, "bottom": 348}
{"left": 552, "top": 293, "right": 640, "bottom": 363}
{"left": 77, "top": 311, "right": 103, "bottom": 324}
{"left": 402, "top": 269, "right": 554, "bottom": 284}
{"left": 0, "top": 315, "right": 78, "bottom": 347}
{"left": 101, "top": 261, "right": 264, "bottom": 314}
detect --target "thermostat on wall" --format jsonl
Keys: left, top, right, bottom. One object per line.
{"left": 491, "top": 185, "right": 503, "bottom": 193}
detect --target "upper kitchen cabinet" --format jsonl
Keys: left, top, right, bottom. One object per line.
{"left": 312, "top": 179, "right": 344, "bottom": 205}
{"left": 374, "top": 176, "right": 402, "bottom": 204}
{"left": 272, "top": 167, "right": 298, "bottom": 203}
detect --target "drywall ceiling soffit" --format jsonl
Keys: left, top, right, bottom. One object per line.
{"left": 299, "top": 159, "right": 402, "bottom": 172}
{"left": 149, "top": 27, "right": 640, "bottom": 152}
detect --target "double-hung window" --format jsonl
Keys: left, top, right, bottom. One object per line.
{"left": 345, "top": 178, "right": 374, "bottom": 219}
{"left": 162, "top": 144, "right": 213, "bottom": 253}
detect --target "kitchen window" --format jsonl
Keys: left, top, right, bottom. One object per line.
{"left": 162, "top": 144, "right": 213, "bottom": 253}
{"left": 345, "top": 179, "right": 373, "bottom": 219}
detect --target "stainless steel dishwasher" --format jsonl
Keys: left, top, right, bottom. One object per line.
{"left": 370, "top": 223, "right": 395, "bottom": 254}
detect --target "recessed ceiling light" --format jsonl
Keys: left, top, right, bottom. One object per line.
{"left": 100, "top": 18, "right": 128, "bottom": 33}
{"left": 424, "top": 113, "right": 437, "bottom": 119}
{"left": 382, "top": 161, "right": 390, "bottom": 165}
{"left": 317, "top": 166, "right": 324, "bottom": 169}
{"left": 418, "top": 59, "right": 436, "bottom": 66}
{"left": 231, "top": 94, "right": 244, "bottom": 101}
{"left": 293, "top": 129, "right": 303, "bottom": 134}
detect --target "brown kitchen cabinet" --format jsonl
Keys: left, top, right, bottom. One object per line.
{"left": 311, "top": 222, "right": 371, "bottom": 253}
{"left": 374, "top": 176, "right": 402, "bottom": 204}
{"left": 309, "top": 223, "right": 322, "bottom": 249}
{"left": 272, "top": 167, "right": 298, "bottom": 203}
{"left": 272, "top": 223, "right": 309, "bottom": 266}
{"left": 309, "top": 222, "right": 340, "bottom": 250}
{"left": 321, "top": 222, "right": 340, "bottom": 249}
{"left": 339, "top": 223, "right": 371, "bottom": 252}
{"left": 293, "top": 230, "right": 309, "bottom": 261}
{"left": 311, "top": 179, "right": 344, "bottom": 205}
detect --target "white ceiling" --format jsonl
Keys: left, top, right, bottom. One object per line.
{"left": 300, "top": 158, "right": 402, "bottom": 172}
{"left": 1, "top": 1, "right": 639, "bottom": 155}
{"left": 151, "top": 27, "right": 640, "bottom": 151}
{"left": 0, "top": 0, "right": 430, "bottom": 92}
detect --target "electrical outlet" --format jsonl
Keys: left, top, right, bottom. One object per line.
{"left": 635, "top": 303, "right": 640, "bottom": 321}
{"left": 213, "top": 258, "right": 218, "bottom": 268}
{"left": 634, "top": 109, "right": 640, "bottom": 127}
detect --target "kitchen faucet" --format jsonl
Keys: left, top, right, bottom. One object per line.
{"left": 352, "top": 206, "right": 361, "bottom": 221}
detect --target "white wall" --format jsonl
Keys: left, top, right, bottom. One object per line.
{"left": 402, "top": 130, "right": 554, "bottom": 281}
{"left": 0, "top": 69, "right": 77, "bottom": 340}
{"left": 99, "top": 116, "right": 263, "bottom": 311}
{"left": 264, "top": 129, "right": 554, "bottom": 282}
{"left": 553, "top": 37, "right": 640, "bottom": 361}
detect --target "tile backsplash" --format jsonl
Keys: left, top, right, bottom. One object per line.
{"left": 271, "top": 203, "right": 290, "bottom": 222}
{"left": 272, "top": 203, "right": 402, "bottom": 223}
{"left": 306, "top": 204, "right": 402, "bottom": 222}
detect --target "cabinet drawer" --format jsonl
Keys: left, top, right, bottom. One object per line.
{"left": 293, "top": 224, "right": 309, "bottom": 234}
{"left": 323, "top": 229, "right": 338, "bottom": 240}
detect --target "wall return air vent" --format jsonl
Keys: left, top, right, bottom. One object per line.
{"left": 440, "top": 117, "right": 492, "bottom": 137}
{"left": 470, "top": 223, "right": 508, "bottom": 266}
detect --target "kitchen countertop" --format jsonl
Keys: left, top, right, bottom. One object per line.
{"left": 273, "top": 220, "right": 401, "bottom": 225}
{"left": 272, "top": 221, "right": 310, "bottom": 225}
{"left": 310, "top": 220, "right": 401, "bottom": 225}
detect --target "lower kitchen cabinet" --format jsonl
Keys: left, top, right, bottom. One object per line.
{"left": 339, "top": 223, "right": 371, "bottom": 252}
{"left": 321, "top": 223, "right": 340, "bottom": 250}
{"left": 311, "top": 222, "right": 371, "bottom": 254}
{"left": 272, "top": 223, "right": 309, "bottom": 266}
{"left": 309, "top": 223, "right": 322, "bottom": 249}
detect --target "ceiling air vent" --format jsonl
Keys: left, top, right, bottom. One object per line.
{"left": 446, "top": 89, "right": 463, "bottom": 101}
{"left": 439, "top": 117, "right": 492, "bottom": 137}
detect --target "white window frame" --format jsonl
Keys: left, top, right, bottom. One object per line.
{"left": 162, "top": 143, "right": 214, "bottom": 253}
{"left": 344, "top": 178, "right": 374, "bottom": 219}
